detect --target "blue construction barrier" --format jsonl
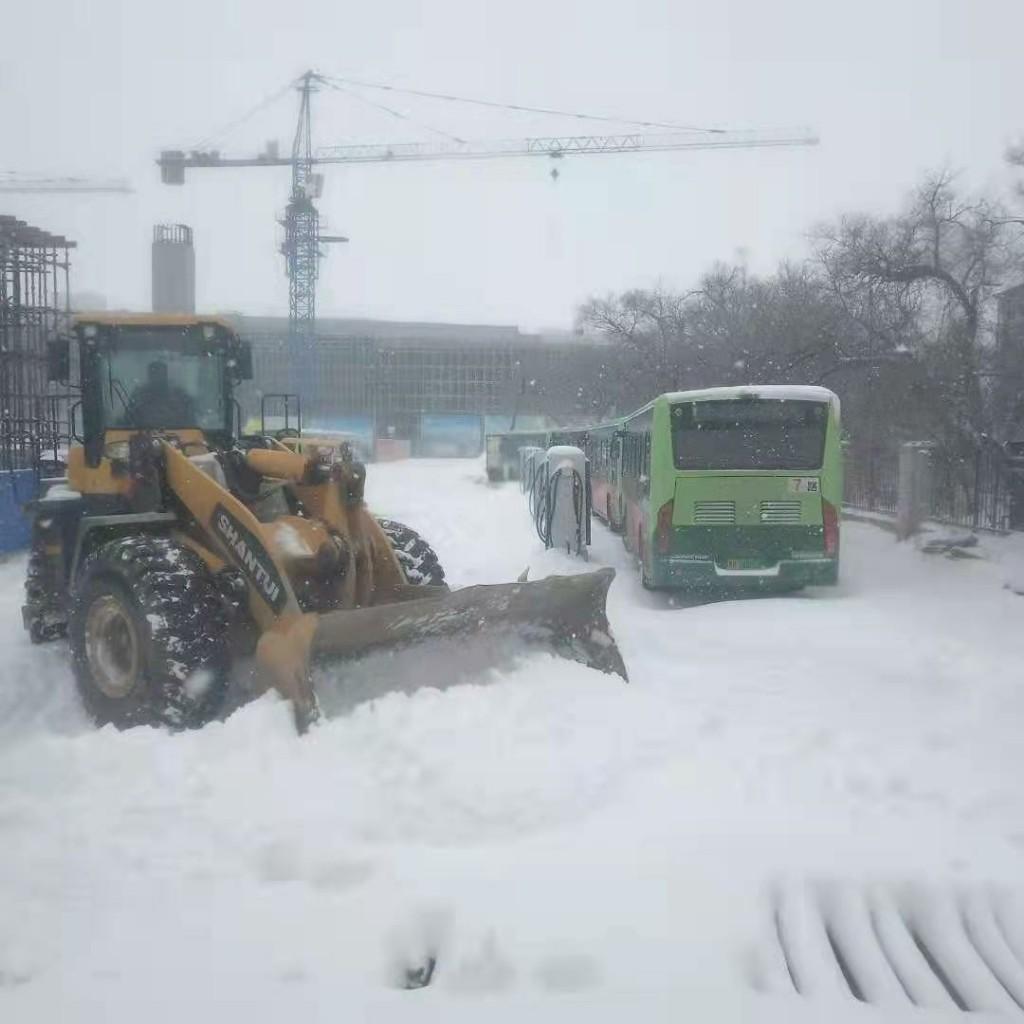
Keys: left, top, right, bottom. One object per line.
{"left": 417, "top": 414, "right": 483, "bottom": 457}
{"left": 0, "top": 470, "right": 36, "bottom": 554}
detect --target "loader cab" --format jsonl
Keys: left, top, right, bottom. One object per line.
{"left": 62, "top": 316, "right": 252, "bottom": 465}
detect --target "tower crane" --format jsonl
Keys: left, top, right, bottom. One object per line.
{"left": 158, "top": 70, "right": 819, "bottom": 394}
{"left": 0, "top": 174, "right": 132, "bottom": 194}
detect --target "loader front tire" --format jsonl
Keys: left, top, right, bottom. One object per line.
{"left": 69, "top": 536, "right": 230, "bottom": 730}
{"left": 376, "top": 518, "right": 447, "bottom": 587}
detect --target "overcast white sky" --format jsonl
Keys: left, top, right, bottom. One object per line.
{"left": 3, "top": 0, "right": 1023, "bottom": 329}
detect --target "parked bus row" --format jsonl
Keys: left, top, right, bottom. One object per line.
{"left": 587, "top": 385, "right": 843, "bottom": 591}
{"left": 489, "top": 386, "right": 842, "bottom": 591}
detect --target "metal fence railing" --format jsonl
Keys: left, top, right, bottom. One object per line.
{"left": 845, "top": 443, "right": 1024, "bottom": 533}
{"left": 928, "top": 445, "right": 1016, "bottom": 533}
{"left": 844, "top": 450, "right": 900, "bottom": 515}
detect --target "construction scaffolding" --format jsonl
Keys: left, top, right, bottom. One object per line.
{"left": 0, "top": 216, "right": 74, "bottom": 471}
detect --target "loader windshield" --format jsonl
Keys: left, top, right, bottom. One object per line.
{"left": 97, "top": 328, "right": 229, "bottom": 432}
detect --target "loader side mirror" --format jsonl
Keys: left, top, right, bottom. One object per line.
{"left": 231, "top": 342, "right": 253, "bottom": 381}
{"left": 47, "top": 337, "right": 70, "bottom": 383}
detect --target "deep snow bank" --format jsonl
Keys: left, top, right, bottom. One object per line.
{"left": 1, "top": 458, "right": 1022, "bottom": 1022}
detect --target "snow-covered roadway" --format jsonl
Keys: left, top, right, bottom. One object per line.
{"left": 1, "top": 457, "right": 1022, "bottom": 1022}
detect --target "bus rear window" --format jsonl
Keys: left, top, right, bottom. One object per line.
{"left": 671, "top": 399, "right": 828, "bottom": 470}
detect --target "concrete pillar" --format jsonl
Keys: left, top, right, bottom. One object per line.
{"left": 896, "top": 442, "right": 933, "bottom": 539}
{"left": 152, "top": 224, "right": 195, "bottom": 314}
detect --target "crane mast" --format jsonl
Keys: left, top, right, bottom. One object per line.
{"left": 281, "top": 72, "right": 326, "bottom": 388}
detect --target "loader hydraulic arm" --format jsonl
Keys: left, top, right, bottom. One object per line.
{"left": 162, "top": 441, "right": 303, "bottom": 626}
{"left": 244, "top": 446, "right": 313, "bottom": 484}
{"left": 161, "top": 441, "right": 323, "bottom": 726}
{"left": 244, "top": 445, "right": 367, "bottom": 505}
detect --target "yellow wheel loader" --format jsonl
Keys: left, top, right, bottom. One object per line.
{"left": 24, "top": 315, "right": 625, "bottom": 732}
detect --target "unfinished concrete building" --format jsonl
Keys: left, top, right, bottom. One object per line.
{"left": 0, "top": 215, "right": 74, "bottom": 472}
{"left": 151, "top": 224, "right": 196, "bottom": 314}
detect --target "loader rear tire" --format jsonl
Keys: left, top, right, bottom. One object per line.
{"left": 69, "top": 536, "right": 230, "bottom": 730}
{"left": 376, "top": 518, "right": 447, "bottom": 587}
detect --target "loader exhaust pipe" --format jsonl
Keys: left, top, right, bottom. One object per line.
{"left": 255, "top": 568, "right": 626, "bottom": 733}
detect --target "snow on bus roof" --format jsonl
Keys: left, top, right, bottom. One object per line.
{"left": 662, "top": 384, "right": 839, "bottom": 408}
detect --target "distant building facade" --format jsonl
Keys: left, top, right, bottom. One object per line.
{"left": 230, "top": 315, "right": 613, "bottom": 453}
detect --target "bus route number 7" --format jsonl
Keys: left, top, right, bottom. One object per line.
{"left": 789, "top": 477, "right": 820, "bottom": 494}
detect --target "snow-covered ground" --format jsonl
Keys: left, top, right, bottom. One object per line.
{"left": 2, "top": 457, "right": 1023, "bottom": 1022}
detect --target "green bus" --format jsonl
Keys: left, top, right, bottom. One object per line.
{"left": 588, "top": 386, "right": 842, "bottom": 590}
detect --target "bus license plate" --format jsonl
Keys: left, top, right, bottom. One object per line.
{"left": 724, "top": 558, "right": 759, "bottom": 570}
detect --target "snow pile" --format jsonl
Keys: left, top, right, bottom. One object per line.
{"left": 1, "top": 458, "right": 1023, "bottom": 1022}
{"left": 913, "top": 523, "right": 1024, "bottom": 594}
{"left": 987, "top": 531, "right": 1024, "bottom": 596}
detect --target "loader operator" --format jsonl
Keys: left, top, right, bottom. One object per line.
{"left": 126, "top": 360, "right": 197, "bottom": 428}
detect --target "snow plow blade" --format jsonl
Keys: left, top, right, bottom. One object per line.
{"left": 256, "top": 568, "right": 625, "bottom": 732}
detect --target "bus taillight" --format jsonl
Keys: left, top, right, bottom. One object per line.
{"left": 656, "top": 500, "right": 674, "bottom": 554}
{"left": 822, "top": 498, "right": 839, "bottom": 556}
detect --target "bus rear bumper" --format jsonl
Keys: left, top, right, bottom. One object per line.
{"left": 651, "top": 556, "right": 839, "bottom": 590}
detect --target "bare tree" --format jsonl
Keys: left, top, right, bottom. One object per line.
{"left": 1006, "top": 144, "right": 1024, "bottom": 209}
{"left": 578, "top": 171, "right": 1022, "bottom": 450}
{"left": 577, "top": 286, "right": 697, "bottom": 408}
{"left": 578, "top": 266, "right": 844, "bottom": 422}
{"left": 815, "top": 170, "right": 1021, "bottom": 444}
